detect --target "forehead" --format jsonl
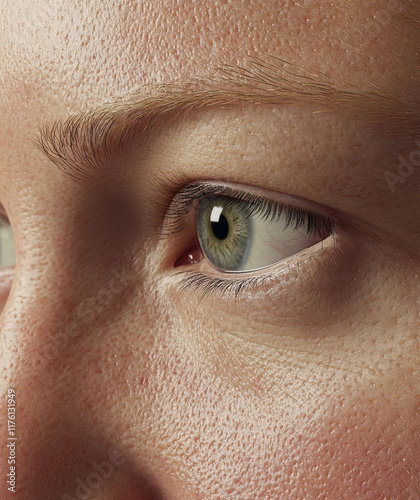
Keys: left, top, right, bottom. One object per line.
{"left": 0, "top": 0, "right": 419, "bottom": 111}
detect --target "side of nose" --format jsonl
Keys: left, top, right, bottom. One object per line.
{"left": 0, "top": 257, "right": 168, "bottom": 500}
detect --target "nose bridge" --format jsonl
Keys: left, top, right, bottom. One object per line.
{"left": 1, "top": 259, "right": 137, "bottom": 365}
{"left": 0, "top": 262, "right": 150, "bottom": 498}
{"left": 0, "top": 172, "right": 166, "bottom": 497}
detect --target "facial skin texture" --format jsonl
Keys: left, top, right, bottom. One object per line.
{"left": 0, "top": 0, "right": 419, "bottom": 499}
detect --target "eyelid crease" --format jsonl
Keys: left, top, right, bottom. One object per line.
{"left": 152, "top": 174, "right": 420, "bottom": 263}
{"left": 152, "top": 174, "right": 420, "bottom": 282}
{"left": 157, "top": 180, "right": 340, "bottom": 240}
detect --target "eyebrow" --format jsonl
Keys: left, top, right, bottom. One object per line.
{"left": 34, "top": 56, "right": 420, "bottom": 182}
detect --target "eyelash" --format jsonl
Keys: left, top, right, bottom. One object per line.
{"left": 158, "top": 181, "right": 341, "bottom": 298}
{"left": 162, "top": 183, "right": 335, "bottom": 238}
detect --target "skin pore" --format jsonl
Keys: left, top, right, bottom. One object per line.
{"left": 0, "top": 0, "right": 419, "bottom": 498}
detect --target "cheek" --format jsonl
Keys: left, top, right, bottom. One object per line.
{"left": 149, "top": 350, "right": 419, "bottom": 499}
{"left": 294, "top": 397, "right": 419, "bottom": 498}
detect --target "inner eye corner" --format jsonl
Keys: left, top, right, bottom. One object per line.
{"left": 173, "top": 240, "right": 203, "bottom": 268}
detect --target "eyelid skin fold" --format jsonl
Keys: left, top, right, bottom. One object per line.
{"left": 158, "top": 180, "right": 342, "bottom": 239}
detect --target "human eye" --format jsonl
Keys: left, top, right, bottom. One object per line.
{"left": 160, "top": 181, "right": 343, "bottom": 294}
{"left": 0, "top": 212, "right": 15, "bottom": 269}
{"left": 195, "top": 190, "right": 335, "bottom": 273}
{"left": 0, "top": 208, "right": 15, "bottom": 312}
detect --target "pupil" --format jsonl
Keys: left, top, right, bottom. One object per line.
{"left": 211, "top": 213, "right": 229, "bottom": 240}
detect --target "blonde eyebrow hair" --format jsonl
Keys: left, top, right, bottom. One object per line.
{"left": 35, "top": 56, "right": 420, "bottom": 182}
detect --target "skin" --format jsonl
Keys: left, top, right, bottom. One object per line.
{"left": 0, "top": 0, "right": 419, "bottom": 498}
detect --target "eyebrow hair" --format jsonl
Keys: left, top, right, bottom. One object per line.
{"left": 34, "top": 56, "right": 420, "bottom": 182}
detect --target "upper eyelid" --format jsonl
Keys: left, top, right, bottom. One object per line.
{"left": 174, "top": 181, "right": 340, "bottom": 216}
{"left": 159, "top": 180, "right": 342, "bottom": 237}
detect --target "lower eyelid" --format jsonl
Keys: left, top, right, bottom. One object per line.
{"left": 167, "top": 232, "right": 342, "bottom": 299}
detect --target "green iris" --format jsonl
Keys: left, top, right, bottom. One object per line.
{"left": 196, "top": 196, "right": 252, "bottom": 271}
